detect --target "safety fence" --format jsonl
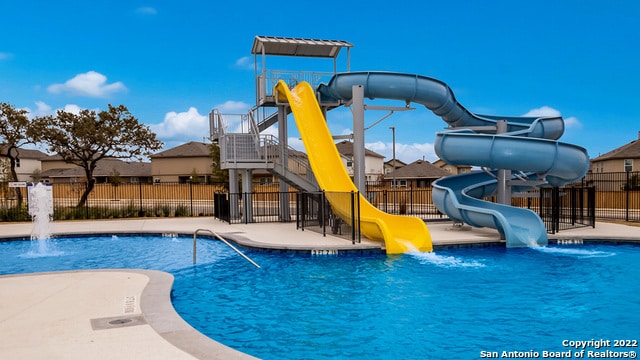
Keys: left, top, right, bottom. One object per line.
{"left": 0, "top": 182, "right": 228, "bottom": 221}
{"left": 0, "top": 174, "right": 629, "bottom": 234}
{"left": 579, "top": 171, "right": 640, "bottom": 222}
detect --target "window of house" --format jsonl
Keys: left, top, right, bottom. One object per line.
{"left": 393, "top": 179, "right": 407, "bottom": 187}
{"left": 624, "top": 159, "right": 633, "bottom": 172}
{"left": 15, "top": 158, "right": 20, "bottom": 168}
{"left": 347, "top": 158, "right": 353, "bottom": 168}
{"left": 416, "top": 179, "right": 428, "bottom": 188}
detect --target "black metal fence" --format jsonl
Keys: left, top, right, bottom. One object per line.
{"left": 0, "top": 181, "right": 227, "bottom": 222}
{"left": 296, "top": 191, "right": 362, "bottom": 244}
{"left": 0, "top": 173, "right": 626, "bottom": 236}
{"left": 579, "top": 171, "right": 640, "bottom": 222}
{"left": 530, "top": 187, "right": 596, "bottom": 233}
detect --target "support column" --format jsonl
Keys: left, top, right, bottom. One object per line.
{"left": 496, "top": 120, "right": 512, "bottom": 205}
{"left": 242, "top": 168, "right": 253, "bottom": 223}
{"left": 229, "top": 169, "right": 240, "bottom": 220}
{"left": 278, "top": 105, "right": 291, "bottom": 221}
{"left": 352, "top": 85, "right": 366, "bottom": 193}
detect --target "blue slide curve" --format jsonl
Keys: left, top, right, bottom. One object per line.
{"left": 318, "top": 71, "right": 590, "bottom": 247}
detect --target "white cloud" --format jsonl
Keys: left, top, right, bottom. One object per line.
{"left": 135, "top": 6, "right": 157, "bottom": 15}
{"left": 522, "top": 105, "right": 581, "bottom": 128}
{"left": 151, "top": 107, "right": 207, "bottom": 140}
{"left": 47, "top": 71, "right": 127, "bottom": 98}
{"left": 62, "top": 104, "right": 83, "bottom": 115}
{"left": 217, "top": 100, "right": 250, "bottom": 113}
{"left": 24, "top": 102, "right": 93, "bottom": 118}
{"left": 522, "top": 106, "right": 561, "bottom": 118}
{"left": 367, "top": 140, "right": 437, "bottom": 163}
{"left": 563, "top": 116, "right": 581, "bottom": 128}
{"left": 234, "top": 56, "right": 254, "bottom": 70}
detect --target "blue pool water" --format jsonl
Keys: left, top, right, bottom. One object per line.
{"left": 1, "top": 235, "right": 639, "bottom": 359}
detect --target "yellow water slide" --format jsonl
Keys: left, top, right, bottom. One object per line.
{"left": 274, "top": 80, "right": 432, "bottom": 253}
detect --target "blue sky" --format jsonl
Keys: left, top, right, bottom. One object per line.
{"left": 1, "top": 0, "right": 638, "bottom": 163}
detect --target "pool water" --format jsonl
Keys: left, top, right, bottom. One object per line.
{"left": 1, "top": 235, "right": 639, "bottom": 359}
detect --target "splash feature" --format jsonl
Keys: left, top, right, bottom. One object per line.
{"left": 25, "top": 183, "right": 62, "bottom": 257}
{"left": 274, "top": 80, "right": 432, "bottom": 254}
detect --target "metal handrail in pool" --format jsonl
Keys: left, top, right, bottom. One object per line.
{"left": 193, "top": 228, "right": 261, "bottom": 268}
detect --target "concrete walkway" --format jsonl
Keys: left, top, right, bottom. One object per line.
{"left": 1, "top": 218, "right": 638, "bottom": 359}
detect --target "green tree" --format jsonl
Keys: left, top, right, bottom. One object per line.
{"left": 0, "top": 102, "right": 33, "bottom": 206}
{"left": 30, "top": 104, "right": 163, "bottom": 207}
{"left": 209, "top": 142, "right": 228, "bottom": 185}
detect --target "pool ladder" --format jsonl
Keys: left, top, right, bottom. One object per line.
{"left": 193, "top": 228, "right": 261, "bottom": 268}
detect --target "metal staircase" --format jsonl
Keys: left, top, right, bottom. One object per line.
{"left": 211, "top": 109, "right": 318, "bottom": 192}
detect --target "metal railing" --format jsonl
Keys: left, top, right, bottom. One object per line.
{"left": 296, "top": 191, "right": 362, "bottom": 244}
{"left": 257, "top": 70, "right": 334, "bottom": 102}
{"left": 193, "top": 228, "right": 260, "bottom": 268}
{"left": 580, "top": 171, "right": 640, "bottom": 221}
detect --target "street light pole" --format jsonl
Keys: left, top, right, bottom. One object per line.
{"left": 390, "top": 126, "right": 396, "bottom": 213}
{"left": 389, "top": 126, "right": 396, "bottom": 187}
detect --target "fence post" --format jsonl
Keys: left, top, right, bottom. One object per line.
{"left": 552, "top": 187, "right": 560, "bottom": 234}
{"left": 356, "top": 191, "right": 361, "bottom": 244}
{"left": 321, "top": 191, "right": 326, "bottom": 237}
{"left": 626, "top": 170, "right": 630, "bottom": 222}
{"left": 139, "top": 182, "right": 143, "bottom": 216}
{"left": 189, "top": 181, "right": 194, "bottom": 217}
{"left": 295, "top": 192, "right": 300, "bottom": 230}
{"left": 589, "top": 186, "right": 596, "bottom": 227}
{"left": 350, "top": 191, "right": 356, "bottom": 244}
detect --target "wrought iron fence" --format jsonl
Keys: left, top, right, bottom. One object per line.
{"left": 0, "top": 173, "right": 625, "bottom": 236}
{"left": 579, "top": 171, "right": 640, "bottom": 222}
{"left": 513, "top": 187, "right": 596, "bottom": 233}
{"left": 296, "top": 191, "right": 362, "bottom": 244}
{"left": 0, "top": 181, "right": 227, "bottom": 221}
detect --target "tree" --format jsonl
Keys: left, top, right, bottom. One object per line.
{"left": 30, "top": 104, "right": 163, "bottom": 207}
{"left": 0, "top": 102, "right": 33, "bottom": 206}
{"left": 209, "top": 142, "right": 228, "bottom": 185}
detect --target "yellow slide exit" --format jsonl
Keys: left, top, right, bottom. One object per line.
{"left": 274, "top": 80, "right": 432, "bottom": 254}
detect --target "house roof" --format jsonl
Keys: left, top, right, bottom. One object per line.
{"left": 592, "top": 136, "right": 640, "bottom": 161}
{"left": 384, "top": 159, "right": 449, "bottom": 180}
{"left": 40, "top": 158, "right": 151, "bottom": 178}
{"left": 384, "top": 159, "right": 407, "bottom": 168}
{"left": 0, "top": 145, "right": 48, "bottom": 160}
{"left": 151, "top": 142, "right": 211, "bottom": 159}
{"left": 334, "top": 140, "right": 385, "bottom": 159}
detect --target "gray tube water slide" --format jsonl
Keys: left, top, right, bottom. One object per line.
{"left": 318, "top": 71, "right": 590, "bottom": 247}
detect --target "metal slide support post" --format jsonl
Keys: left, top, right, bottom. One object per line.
{"left": 229, "top": 169, "right": 240, "bottom": 220}
{"left": 242, "top": 169, "right": 253, "bottom": 223}
{"left": 496, "top": 120, "right": 511, "bottom": 205}
{"left": 278, "top": 105, "right": 291, "bottom": 221}
{"left": 352, "top": 85, "right": 366, "bottom": 193}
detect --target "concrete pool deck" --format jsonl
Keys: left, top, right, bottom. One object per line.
{"left": 1, "top": 218, "right": 639, "bottom": 359}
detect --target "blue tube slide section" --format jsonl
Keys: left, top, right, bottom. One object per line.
{"left": 318, "top": 71, "right": 590, "bottom": 247}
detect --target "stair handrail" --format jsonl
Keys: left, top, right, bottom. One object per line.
{"left": 263, "top": 136, "right": 318, "bottom": 188}
{"left": 193, "top": 228, "right": 261, "bottom": 268}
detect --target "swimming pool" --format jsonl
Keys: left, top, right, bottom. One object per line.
{"left": 2, "top": 235, "right": 639, "bottom": 359}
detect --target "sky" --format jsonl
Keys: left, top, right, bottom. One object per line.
{"left": 1, "top": 0, "right": 639, "bottom": 164}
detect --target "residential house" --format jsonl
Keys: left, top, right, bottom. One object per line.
{"left": 432, "top": 158, "right": 473, "bottom": 175}
{"left": 151, "top": 141, "right": 213, "bottom": 183}
{"left": 40, "top": 157, "right": 152, "bottom": 184}
{"left": 334, "top": 140, "right": 385, "bottom": 182}
{"left": 0, "top": 145, "right": 48, "bottom": 182}
{"left": 590, "top": 132, "right": 640, "bottom": 173}
{"left": 384, "top": 159, "right": 407, "bottom": 177}
{"left": 384, "top": 159, "right": 450, "bottom": 187}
